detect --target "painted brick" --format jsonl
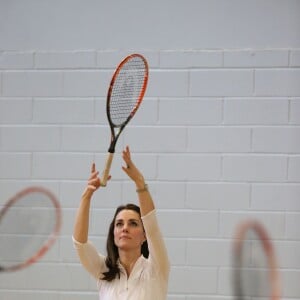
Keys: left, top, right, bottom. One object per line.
{"left": 60, "top": 208, "right": 77, "bottom": 235}
{"left": 1, "top": 126, "right": 60, "bottom": 151}
{"left": 32, "top": 153, "right": 93, "bottom": 180}
{"left": 169, "top": 267, "right": 217, "bottom": 294}
{"left": 0, "top": 291, "right": 59, "bottom": 300}
{"left": 222, "top": 155, "right": 287, "bottom": 182}
{"left": 220, "top": 211, "right": 285, "bottom": 239}
{"left": 158, "top": 154, "right": 222, "bottom": 181}
{"left": 158, "top": 210, "right": 218, "bottom": 238}
{"left": 290, "top": 98, "right": 300, "bottom": 124}
{"left": 217, "top": 268, "right": 234, "bottom": 295}
{"left": 186, "top": 296, "right": 231, "bottom": 300}
{"left": 281, "top": 270, "right": 300, "bottom": 297}
{"left": 288, "top": 156, "right": 300, "bottom": 181}
{"left": 252, "top": 127, "right": 300, "bottom": 153}
{"left": 158, "top": 98, "right": 223, "bottom": 125}
{"left": 224, "top": 98, "right": 289, "bottom": 125}
{"left": 2, "top": 71, "right": 63, "bottom": 96}
{"left": 285, "top": 213, "right": 300, "bottom": 240}
{"left": 33, "top": 98, "right": 95, "bottom": 124}
{"left": 61, "top": 126, "right": 110, "bottom": 152}
{"left": 89, "top": 209, "right": 116, "bottom": 236}
{"left": 255, "top": 69, "right": 300, "bottom": 96}
{"left": 168, "top": 296, "right": 185, "bottom": 300}
{"left": 124, "top": 126, "right": 187, "bottom": 152}
{"left": 59, "top": 293, "right": 97, "bottom": 300}
{"left": 0, "top": 291, "right": 97, "bottom": 300}
{"left": 160, "top": 50, "right": 223, "bottom": 68}
{"left": 186, "top": 239, "right": 232, "bottom": 266}
{"left": 190, "top": 70, "right": 253, "bottom": 96}
{"left": 165, "top": 238, "right": 186, "bottom": 265}
{"left": 0, "top": 268, "right": 28, "bottom": 289}
{"left": 23, "top": 264, "right": 92, "bottom": 290}
{"left": 147, "top": 70, "right": 189, "bottom": 97}
{"left": 187, "top": 127, "right": 251, "bottom": 153}
{"left": 0, "top": 51, "right": 34, "bottom": 69}
{"left": 0, "top": 263, "right": 94, "bottom": 291}
{"left": 290, "top": 49, "right": 300, "bottom": 66}
{"left": 63, "top": 70, "right": 110, "bottom": 97}
{"left": 0, "top": 153, "right": 31, "bottom": 179}
{"left": 274, "top": 241, "right": 300, "bottom": 268}
{"left": 35, "top": 51, "right": 96, "bottom": 69}
{"left": 94, "top": 97, "right": 107, "bottom": 125}
{"left": 186, "top": 183, "right": 250, "bottom": 210}
{"left": 0, "top": 98, "right": 33, "bottom": 124}
{"left": 224, "top": 49, "right": 289, "bottom": 67}
{"left": 251, "top": 184, "right": 300, "bottom": 211}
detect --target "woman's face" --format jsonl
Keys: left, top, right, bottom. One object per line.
{"left": 114, "top": 209, "right": 146, "bottom": 251}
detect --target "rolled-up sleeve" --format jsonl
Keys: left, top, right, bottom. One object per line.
{"left": 72, "top": 236, "right": 107, "bottom": 280}
{"left": 141, "top": 210, "right": 170, "bottom": 282}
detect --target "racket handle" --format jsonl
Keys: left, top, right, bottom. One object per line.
{"left": 100, "top": 152, "right": 114, "bottom": 187}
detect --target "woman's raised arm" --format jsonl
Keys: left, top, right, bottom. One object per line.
{"left": 73, "top": 163, "right": 101, "bottom": 243}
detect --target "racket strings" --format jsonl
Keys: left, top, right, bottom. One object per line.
{"left": 0, "top": 190, "right": 60, "bottom": 269}
{"left": 110, "top": 56, "right": 146, "bottom": 126}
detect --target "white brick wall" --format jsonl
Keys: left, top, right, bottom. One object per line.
{"left": 0, "top": 1, "right": 300, "bottom": 299}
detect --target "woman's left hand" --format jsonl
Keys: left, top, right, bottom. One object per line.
{"left": 122, "top": 146, "right": 145, "bottom": 185}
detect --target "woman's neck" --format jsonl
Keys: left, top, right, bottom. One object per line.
{"left": 119, "top": 250, "right": 141, "bottom": 277}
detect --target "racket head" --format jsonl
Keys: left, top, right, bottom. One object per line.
{"left": 106, "top": 53, "right": 148, "bottom": 147}
{"left": 0, "top": 186, "right": 62, "bottom": 272}
{"left": 232, "top": 220, "right": 281, "bottom": 300}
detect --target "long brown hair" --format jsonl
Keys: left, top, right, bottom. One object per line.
{"left": 102, "top": 203, "right": 149, "bottom": 281}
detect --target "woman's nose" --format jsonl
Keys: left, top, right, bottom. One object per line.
{"left": 122, "top": 224, "right": 129, "bottom": 232}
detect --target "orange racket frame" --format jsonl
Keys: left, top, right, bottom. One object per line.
{"left": 232, "top": 220, "right": 281, "bottom": 300}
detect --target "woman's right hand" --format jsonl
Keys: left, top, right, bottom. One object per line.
{"left": 82, "top": 163, "right": 103, "bottom": 198}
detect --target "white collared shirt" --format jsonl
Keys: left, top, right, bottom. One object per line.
{"left": 73, "top": 210, "right": 170, "bottom": 300}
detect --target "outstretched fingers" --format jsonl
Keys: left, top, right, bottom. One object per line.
{"left": 87, "top": 163, "right": 101, "bottom": 190}
{"left": 122, "top": 145, "right": 132, "bottom": 167}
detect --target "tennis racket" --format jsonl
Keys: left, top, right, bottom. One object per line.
{"left": 100, "top": 53, "right": 149, "bottom": 186}
{"left": 0, "top": 186, "right": 62, "bottom": 272}
{"left": 232, "top": 220, "right": 281, "bottom": 300}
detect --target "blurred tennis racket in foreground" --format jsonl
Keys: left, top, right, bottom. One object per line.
{"left": 232, "top": 220, "right": 281, "bottom": 300}
{"left": 0, "top": 186, "right": 62, "bottom": 272}
{"left": 100, "top": 53, "right": 149, "bottom": 186}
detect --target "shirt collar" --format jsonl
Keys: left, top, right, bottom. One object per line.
{"left": 117, "top": 255, "right": 146, "bottom": 279}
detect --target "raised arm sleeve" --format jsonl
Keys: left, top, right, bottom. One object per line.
{"left": 72, "top": 236, "right": 107, "bottom": 280}
{"left": 141, "top": 210, "right": 170, "bottom": 282}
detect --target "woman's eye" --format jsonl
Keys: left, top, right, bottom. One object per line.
{"left": 130, "top": 221, "right": 138, "bottom": 227}
{"left": 116, "top": 222, "right": 123, "bottom": 227}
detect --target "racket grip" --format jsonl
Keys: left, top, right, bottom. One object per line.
{"left": 100, "top": 152, "right": 114, "bottom": 187}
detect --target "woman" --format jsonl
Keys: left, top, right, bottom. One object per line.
{"left": 73, "top": 146, "right": 170, "bottom": 299}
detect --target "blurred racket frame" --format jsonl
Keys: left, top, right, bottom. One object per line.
{"left": 232, "top": 220, "right": 281, "bottom": 300}
{"left": 0, "top": 186, "right": 62, "bottom": 272}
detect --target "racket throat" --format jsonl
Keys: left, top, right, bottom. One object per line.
{"left": 108, "top": 142, "right": 117, "bottom": 153}
{"left": 108, "top": 129, "right": 122, "bottom": 153}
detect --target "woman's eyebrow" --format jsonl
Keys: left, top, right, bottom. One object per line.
{"left": 129, "top": 218, "right": 140, "bottom": 222}
{"left": 115, "top": 218, "right": 140, "bottom": 223}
